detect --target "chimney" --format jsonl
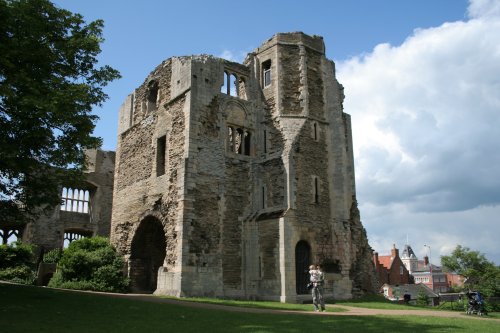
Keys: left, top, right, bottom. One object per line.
{"left": 391, "top": 244, "right": 399, "bottom": 258}
{"left": 373, "top": 251, "right": 379, "bottom": 266}
{"left": 424, "top": 255, "right": 429, "bottom": 266}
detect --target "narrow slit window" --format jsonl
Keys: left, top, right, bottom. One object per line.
{"left": 314, "top": 177, "right": 319, "bottom": 204}
{"left": 262, "top": 60, "right": 271, "bottom": 87}
{"left": 263, "top": 129, "right": 267, "bottom": 154}
{"left": 244, "top": 131, "right": 251, "bottom": 156}
{"left": 313, "top": 122, "right": 318, "bottom": 141}
{"left": 262, "top": 186, "right": 266, "bottom": 209}
{"left": 156, "top": 135, "right": 167, "bottom": 177}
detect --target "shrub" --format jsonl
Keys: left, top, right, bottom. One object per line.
{"left": 42, "top": 248, "right": 63, "bottom": 264}
{"left": 0, "top": 242, "right": 35, "bottom": 269}
{"left": 0, "top": 242, "right": 36, "bottom": 284}
{"left": 0, "top": 265, "right": 36, "bottom": 284}
{"left": 416, "top": 292, "right": 430, "bottom": 307}
{"left": 48, "top": 237, "right": 129, "bottom": 293}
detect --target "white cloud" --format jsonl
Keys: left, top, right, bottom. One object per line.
{"left": 338, "top": 0, "right": 500, "bottom": 264}
{"left": 218, "top": 49, "right": 246, "bottom": 63}
{"left": 467, "top": 0, "right": 500, "bottom": 19}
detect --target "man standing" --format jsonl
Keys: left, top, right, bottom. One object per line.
{"left": 309, "top": 264, "right": 326, "bottom": 312}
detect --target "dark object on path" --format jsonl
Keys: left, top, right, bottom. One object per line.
{"left": 465, "top": 291, "right": 487, "bottom": 316}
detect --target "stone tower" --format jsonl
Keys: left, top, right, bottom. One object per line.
{"left": 111, "top": 32, "right": 377, "bottom": 302}
{"left": 401, "top": 243, "right": 418, "bottom": 274}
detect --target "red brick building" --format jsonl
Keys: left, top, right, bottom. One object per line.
{"left": 373, "top": 245, "right": 411, "bottom": 288}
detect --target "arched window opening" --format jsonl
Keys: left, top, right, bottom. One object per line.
{"left": 63, "top": 230, "right": 91, "bottom": 248}
{"left": 220, "top": 71, "right": 229, "bottom": 94}
{"left": 221, "top": 70, "right": 248, "bottom": 100}
{"left": 229, "top": 73, "right": 238, "bottom": 97}
{"left": 61, "top": 187, "right": 90, "bottom": 213}
{"left": 147, "top": 80, "right": 159, "bottom": 112}
{"left": 0, "top": 228, "right": 22, "bottom": 245}
{"left": 295, "top": 240, "right": 311, "bottom": 294}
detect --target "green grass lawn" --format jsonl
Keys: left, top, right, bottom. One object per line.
{"left": 1, "top": 283, "right": 498, "bottom": 333}
{"left": 158, "top": 295, "right": 347, "bottom": 312}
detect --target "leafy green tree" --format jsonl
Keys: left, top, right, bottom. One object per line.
{"left": 0, "top": 0, "right": 120, "bottom": 224}
{"left": 441, "top": 245, "right": 500, "bottom": 297}
{"left": 48, "top": 237, "right": 129, "bottom": 293}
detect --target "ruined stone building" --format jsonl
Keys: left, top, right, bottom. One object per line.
{"left": 0, "top": 149, "right": 115, "bottom": 252}
{"left": 111, "top": 32, "right": 376, "bottom": 302}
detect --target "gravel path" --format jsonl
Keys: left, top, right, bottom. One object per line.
{"left": 94, "top": 291, "right": 498, "bottom": 321}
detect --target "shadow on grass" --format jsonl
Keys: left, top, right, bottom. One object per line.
{"left": 0, "top": 283, "right": 497, "bottom": 333}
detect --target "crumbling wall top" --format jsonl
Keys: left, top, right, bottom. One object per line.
{"left": 252, "top": 32, "right": 325, "bottom": 55}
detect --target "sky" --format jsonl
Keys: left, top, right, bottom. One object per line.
{"left": 54, "top": 0, "right": 500, "bottom": 265}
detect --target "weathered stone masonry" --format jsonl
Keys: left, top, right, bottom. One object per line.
{"left": 111, "top": 32, "right": 377, "bottom": 301}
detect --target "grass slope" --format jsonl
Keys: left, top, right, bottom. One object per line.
{"left": 0, "top": 283, "right": 498, "bottom": 333}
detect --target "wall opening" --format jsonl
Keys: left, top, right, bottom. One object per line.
{"left": 262, "top": 60, "right": 271, "bottom": 87}
{"left": 227, "top": 125, "right": 252, "bottom": 156}
{"left": 0, "top": 228, "right": 22, "bottom": 245}
{"left": 261, "top": 186, "right": 266, "bottom": 209}
{"left": 221, "top": 70, "right": 247, "bottom": 99}
{"left": 130, "top": 216, "right": 166, "bottom": 293}
{"left": 147, "top": 80, "right": 159, "bottom": 112}
{"left": 314, "top": 176, "right": 319, "bottom": 204}
{"left": 295, "top": 240, "right": 311, "bottom": 294}
{"left": 156, "top": 135, "right": 167, "bottom": 177}
{"left": 61, "top": 187, "right": 90, "bottom": 213}
{"left": 63, "top": 230, "right": 92, "bottom": 248}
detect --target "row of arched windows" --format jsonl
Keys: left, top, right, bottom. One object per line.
{"left": 227, "top": 125, "right": 252, "bottom": 156}
{"left": 221, "top": 71, "right": 247, "bottom": 100}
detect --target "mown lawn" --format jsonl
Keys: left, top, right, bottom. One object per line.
{"left": 1, "top": 283, "right": 498, "bottom": 333}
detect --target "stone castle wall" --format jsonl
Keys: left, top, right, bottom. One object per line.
{"left": 111, "top": 32, "right": 377, "bottom": 300}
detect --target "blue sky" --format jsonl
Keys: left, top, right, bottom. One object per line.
{"left": 54, "top": 0, "right": 500, "bottom": 264}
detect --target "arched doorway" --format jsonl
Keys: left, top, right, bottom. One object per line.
{"left": 295, "top": 240, "right": 311, "bottom": 294}
{"left": 130, "top": 216, "right": 166, "bottom": 293}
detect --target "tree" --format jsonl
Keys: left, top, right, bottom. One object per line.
{"left": 48, "top": 237, "right": 129, "bottom": 293}
{"left": 0, "top": 0, "right": 120, "bottom": 224}
{"left": 441, "top": 245, "right": 500, "bottom": 297}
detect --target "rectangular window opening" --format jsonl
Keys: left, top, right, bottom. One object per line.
{"left": 156, "top": 135, "right": 167, "bottom": 177}
{"left": 314, "top": 177, "right": 319, "bottom": 204}
{"left": 262, "top": 60, "right": 271, "bottom": 87}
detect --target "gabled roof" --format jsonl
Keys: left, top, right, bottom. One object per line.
{"left": 378, "top": 255, "right": 393, "bottom": 269}
{"left": 382, "top": 283, "right": 439, "bottom": 298}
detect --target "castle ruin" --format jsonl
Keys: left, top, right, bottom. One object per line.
{"left": 111, "top": 32, "right": 376, "bottom": 302}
